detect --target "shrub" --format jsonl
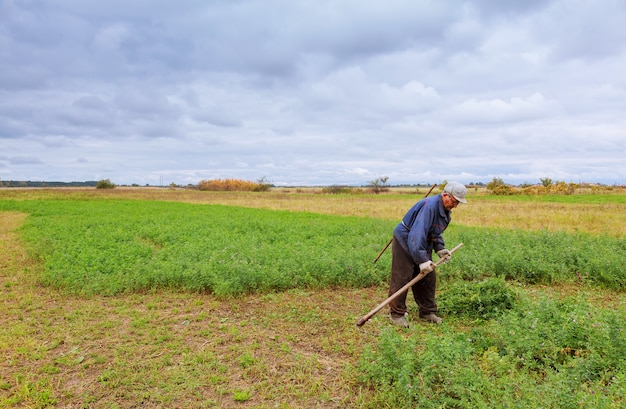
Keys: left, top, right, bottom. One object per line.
{"left": 524, "top": 181, "right": 576, "bottom": 195}
{"left": 96, "top": 179, "right": 115, "bottom": 189}
{"left": 368, "top": 176, "right": 389, "bottom": 194}
{"left": 198, "top": 178, "right": 271, "bottom": 192}
{"left": 540, "top": 177, "right": 553, "bottom": 187}
{"left": 486, "top": 177, "right": 515, "bottom": 195}
{"left": 322, "top": 185, "right": 353, "bottom": 194}
{"left": 253, "top": 177, "right": 272, "bottom": 192}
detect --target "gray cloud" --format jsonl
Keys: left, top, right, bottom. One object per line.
{"left": 8, "top": 156, "right": 44, "bottom": 165}
{"left": 1, "top": 0, "right": 625, "bottom": 186}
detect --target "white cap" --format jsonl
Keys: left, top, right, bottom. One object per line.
{"left": 444, "top": 181, "right": 467, "bottom": 204}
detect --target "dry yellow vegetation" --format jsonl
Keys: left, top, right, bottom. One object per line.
{"left": 3, "top": 186, "right": 623, "bottom": 236}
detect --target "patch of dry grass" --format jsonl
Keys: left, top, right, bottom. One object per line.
{"left": 453, "top": 199, "right": 626, "bottom": 236}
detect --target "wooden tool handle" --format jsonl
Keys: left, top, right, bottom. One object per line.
{"left": 357, "top": 243, "right": 463, "bottom": 327}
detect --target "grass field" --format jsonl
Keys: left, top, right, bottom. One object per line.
{"left": 1, "top": 188, "right": 624, "bottom": 408}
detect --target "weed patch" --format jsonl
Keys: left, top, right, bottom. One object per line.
{"left": 359, "top": 293, "right": 625, "bottom": 408}
{"left": 438, "top": 277, "right": 517, "bottom": 321}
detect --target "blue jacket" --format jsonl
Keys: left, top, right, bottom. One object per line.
{"left": 393, "top": 194, "right": 450, "bottom": 265}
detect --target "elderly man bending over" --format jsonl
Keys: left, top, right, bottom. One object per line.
{"left": 388, "top": 181, "right": 467, "bottom": 327}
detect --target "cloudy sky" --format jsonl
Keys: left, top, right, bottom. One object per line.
{"left": 1, "top": 0, "right": 625, "bottom": 186}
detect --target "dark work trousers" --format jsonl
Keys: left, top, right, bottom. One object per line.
{"left": 388, "top": 236, "right": 438, "bottom": 317}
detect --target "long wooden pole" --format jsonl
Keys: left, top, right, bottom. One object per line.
{"left": 373, "top": 183, "right": 437, "bottom": 263}
{"left": 357, "top": 243, "right": 463, "bottom": 327}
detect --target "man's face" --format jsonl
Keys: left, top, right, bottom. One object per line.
{"left": 442, "top": 193, "right": 460, "bottom": 210}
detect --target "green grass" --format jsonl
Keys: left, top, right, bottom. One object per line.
{"left": 1, "top": 192, "right": 624, "bottom": 408}
{"left": 448, "top": 227, "right": 625, "bottom": 290}
{"left": 0, "top": 199, "right": 623, "bottom": 296}
{"left": 0, "top": 199, "right": 391, "bottom": 296}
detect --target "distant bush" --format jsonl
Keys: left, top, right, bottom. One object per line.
{"left": 523, "top": 181, "right": 576, "bottom": 195}
{"left": 368, "top": 176, "right": 390, "bottom": 194}
{"left": 540, "top": 177, "right": 553, "bottom": 187}
{"left": 322, "top": 185, "right": 354, "bottom": 194}
{"left": 487, "top": 177, "right": 515, "bottom": 195}
{"left": 198, "top": 178, "right": 271, "bottom": 192}
{"left": 96, "top": 179, "right": 115, "bottom": 189}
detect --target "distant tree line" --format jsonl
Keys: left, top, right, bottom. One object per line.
{"left": 0, "top": 180, "right": 98, "bottom": 187}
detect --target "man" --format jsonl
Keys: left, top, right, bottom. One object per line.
{"left": 388, "top": 181, "right": 467, "bottom": 327}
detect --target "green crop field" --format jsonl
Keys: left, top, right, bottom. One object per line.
{"left": 1, "top": 188, "right": 624, "bottom": 408}
{"left": 3, "top": 200, "right": 390, "bottom": 296}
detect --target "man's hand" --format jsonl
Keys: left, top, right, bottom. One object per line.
{"left": 437, "top": 249, "right": 452, "bottom": 263}
{"left": 419, "top": 261, "right": 436, "bottom": 274}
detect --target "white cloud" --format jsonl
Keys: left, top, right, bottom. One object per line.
{"left": 447, "top": 93, "right": 560, "bottom": 124}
